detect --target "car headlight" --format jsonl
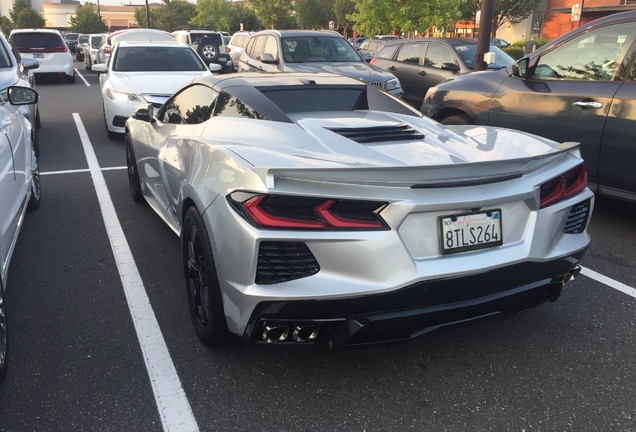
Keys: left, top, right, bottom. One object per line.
{"left": 106, "top": 88, "right": 141, "bottom": 102}
{"left": 385, "top": 78, "right": 401, "bottom": 91}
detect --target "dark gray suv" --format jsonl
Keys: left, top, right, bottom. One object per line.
{"left": 422, "top": 10, "right": 636, "bottom": 203}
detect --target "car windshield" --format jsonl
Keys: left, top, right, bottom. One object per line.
{"left": 90, "top": 36, "right": 101, "bottom": 48}
{"left": 453, "top": 44, "right": 515, "bottom": 70}
{"left": 260, "top": 87, "right": 364, "bottom": 113}
{"left": 113, "top": 46, "right": 206, "bottom": 72}
{"left": 191, "top": 33, "right": 223, "bottom": 46}
{"left": 282, "top": 36, "right": 362, "bottom": 63}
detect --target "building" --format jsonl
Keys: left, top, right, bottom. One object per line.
{"left": 544, "top": 0, "right": 636, "bottom": 39}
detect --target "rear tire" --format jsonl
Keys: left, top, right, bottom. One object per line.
{"left": 182, "top": 207, "right": 229, "bottom": 346}
{"left": 67, "top": 74, "right": 76, "bottom": 84}
{"left": 440, "top": 114, "right": 473, "bottom": 126}
{"left": 0, "top": 281, "right": 7, "bottom": 383}
{"left": 27, "top": 155, "right": 41, "bottom": 211}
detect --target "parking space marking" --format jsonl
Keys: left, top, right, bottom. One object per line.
{"left": 41, "top": 166, "right": 126, "bottom": 176}
{"left": 72, "top": 113, "right": 199, "bottom": 432}
{"left": 75, "top": 68, "right": 90, "bottom": 86}
{"left": 581, "top": 266, "right": 636, "bottom": 299}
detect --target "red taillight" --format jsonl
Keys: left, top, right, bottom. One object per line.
{"left": 540, "top": 164, "right": 587, "bottom": 208}
{"left": 369, "top": 58, "right": 377, "bottom": 65}
{"left": 104, "top": 46, "right": 111, "bottom": 54}
{"left": 17, "top": 46, "right": 68, "bottom": 53}
{"left": 229, "top": 193, "right": 388, "bottom": 230}
{"left": 226, "top": 47, "right": 231, "bottom": 53}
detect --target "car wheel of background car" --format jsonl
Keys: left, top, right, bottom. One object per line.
{"left": 67, "top": 74, "right": 76, "bottom": 84}
{"left": 441, "top": 114, "right": 473, "bottom": 126}
{"left": 198, "top": 43, "right": 218, "bottom": 62}
{"left": 0, "top": 281, "right": 7, "bottom": 383}
{"left": 85, "top": 57, "right": 91, "bottom": 70}
{"left": 32, "top": 127, "right": 40, "bottom": 159}
{"left": 126, "top": 133, "right": 144, "bottom": 203}
{"left": 182, "top": 207, "right": 229, "bottom": 346}
{"left": 35, "top": 108, "right": 41, "bottom": 130}
{"left": 27, "top": 156, "right": 41, "bottom": 211}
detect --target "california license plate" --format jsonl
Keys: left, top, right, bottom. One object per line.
{"left": 439, "top": 210, "right": 502, "bottom": 255}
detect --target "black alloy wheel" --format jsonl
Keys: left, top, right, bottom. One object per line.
{"left": 0, "top": 282, "right": 7, "bottom": 383}
{"left": 182, "top": 207, "right": 229, "bottom": 346}
{"left": 27, "top": 155, "right": 41, "bottom": 211}
{"left": 125, "top": 132, "right": 144, "bottom": 203}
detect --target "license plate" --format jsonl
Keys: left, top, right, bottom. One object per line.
{"left": 33, "top": 53, "right": 44, "bottom": 59}
{"left": 439, "top": 210, "right": 502, "bottom": 255}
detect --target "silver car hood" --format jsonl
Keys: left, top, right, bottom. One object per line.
{"left": 210, "top": 111, "right": 580, "bottom": 188}
{"left": 282, "top": 62, "right": 395, "bottom": 83}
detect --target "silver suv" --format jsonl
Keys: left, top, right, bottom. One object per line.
{"left": 172, "top": 26, "right": 232, "bottom": 72}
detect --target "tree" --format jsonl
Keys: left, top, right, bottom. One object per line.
{"left": 0, "top": 16, "right": 13, "bottom": 37}
{"left": 134, "top": 0, "right": 196, "bottom": 31}
{"left": 295, "top": 0, "right": 332, "bottom": 30}
{"left": 333, "top": 0, "right": 355, "bottom": 33}
{"left": 229, "top": 5, "right": 262, "bottom": 32}
{"left": 9, "top": 0, "right": 29, "bottom": 25}
{"left": 15, "top": 9, "right": 46, "bottom": 29}
{"left": 248, "top": 0, "right": 295, "bottom": 29}
{"left": 69, "top": 5, "right": 107, "bottom": 33}
{"left": 460, "top": 0, "right": 542, "bottom": 37}
{"left": 191, "top": 0, "right": 233, "bottom": 31}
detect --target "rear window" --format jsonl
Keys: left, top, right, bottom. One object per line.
{"left": 261, "top": 88, "right": 364, "bottom": 113}
{"left": 90, "top": 36, "right": 101, "bottom": 48}
{"left": 10, "top": 32, "right": 66, "bottom": 53}
{"left": 78, "top": 35, "right": 89, "bottom": 44}
{"left": 190, "top": 33, "right": 223, "bottom": 47}
{"left": 65, "top": 33, "right": 79, "bottom": 41}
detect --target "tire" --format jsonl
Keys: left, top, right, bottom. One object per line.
{"left": 182, "top": 207, "right": 229, "bottom": 346}
{"left": 32, "top": 126, "right": 40, "bottom": 159}
{"left": 103, "top": 104, "right": 119, "bottom": 140}
{"left": 197, "top": 43, "right": 219, "bottom": 63}
{"left": 0, "top": 282, "right": 7, "bottom": 383}
{"left": 67, "top": 74, "right": 76, "bottom": 84}
{"left": 125, "top": 132, "right": 144, "bottom": 203}
{"left": 27, "top": 154, "right": 40, "bottom": 211}
{"left": 440, "top": 114, "right": 473, "bottom": 126}
{"left": 35, "top": 107, "right": 41, "bottom": 129}
{"left": 85, "top": 57, "right": 91, "bottom": 71}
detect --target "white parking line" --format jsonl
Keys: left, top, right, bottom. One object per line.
{"left": 75, "top": 68, "right": 90, "bottom": 86}
{"left": 581, "top": 266, "right": 636, "bottom": 299}
{"left": 41, "top": 166, "right": 126, "bottom": 176}
{"left": 72, "top": 113, "right": 199, "bottom": 432}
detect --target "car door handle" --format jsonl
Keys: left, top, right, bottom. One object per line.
{"left": 418, "top": 71, "right": 427, "bottom": 76}
{"left": 573, "top": 101, "right": 603, "bottom": 109}
{"left": 388, "top": 66, "right": 396, "bottom": 71}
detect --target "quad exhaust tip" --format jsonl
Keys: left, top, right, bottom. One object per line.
{"left": 262, "top": 322, "right": 320, "bottom": 344}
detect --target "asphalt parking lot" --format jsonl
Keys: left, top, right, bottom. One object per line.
{"left": 1, "top": 63, "right": 635, "bottom": 432}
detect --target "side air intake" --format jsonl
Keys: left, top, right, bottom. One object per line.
{"left": 256, "top": 242, "right": 320, "bottom": 284}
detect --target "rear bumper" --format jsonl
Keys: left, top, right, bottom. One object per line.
{"left": 243, "top": 248, "right": 587, "bottom": 347}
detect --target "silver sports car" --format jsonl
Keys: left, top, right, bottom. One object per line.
{"left": 125, "top": 73, "right": 593, "bottom": 350}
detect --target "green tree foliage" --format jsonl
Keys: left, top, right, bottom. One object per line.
{"left": 296, "top": 0, "right": 333, "bottom": 30}
{"left": 191, "top": 0, "right": 233, "bottom": 31}
{"left": 15, "top": 9, "right": 46, "bottom": 29}
{"left": 229, "top": 5, "right": 262, "bottom": 32}
{"left": 9, "top": 0, "right": 29, "bottom": 25}
{"left": 460, "top": 0, "right": 542, "bottom": 37}
{"left": 248, "top": 0, "right": 295, "bottom": 29}
{"left": 69, "top": 5, "right": 107, "bottom": 33}
{"left": 134, "top": 0, "right": 196, "bottom": 31}
{"left": 333, "top": 0, "right": 355, "bottom": 31}
{"left": 0, "top": 16, "right": 13, "bottom": 37}
{"left": 350, "top": 0, "right": 462, "bottom": 36}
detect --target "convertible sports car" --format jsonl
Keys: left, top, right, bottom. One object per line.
{"left": 125, "top": 73, "right": 593, "bottom": 350}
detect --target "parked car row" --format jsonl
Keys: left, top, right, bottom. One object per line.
{"left": 0, "top": 32, "right": 42, "bottom": 384}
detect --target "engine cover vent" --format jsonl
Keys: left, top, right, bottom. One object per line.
{"left": 327, "top": 123, "right": 424, "bottom": 144}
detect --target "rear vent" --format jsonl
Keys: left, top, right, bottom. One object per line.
{"left": 563, "top": 199, "right": 591, "bottom": 234}
{"left": 256, "top": 242, "right": 320, "bottom": 284}
{"left": 327, "top": 123, "right": 424, "bottom": 143}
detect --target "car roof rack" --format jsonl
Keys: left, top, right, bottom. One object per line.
{"left": 174, "top": 25, "right": 217, "bottom": 31}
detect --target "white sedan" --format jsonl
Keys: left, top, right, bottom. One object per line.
{"left": 92, "top": 41, "right": 212, "bottom": 139}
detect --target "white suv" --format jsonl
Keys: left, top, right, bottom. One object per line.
{"left": 172, "top": 27, "right": 233, "bottom": 72}
{"left": 227, "top": 31, "right": 252, "bottom": 71}
{"left": 9, "top": 29, "right": 75, "bottom": 83}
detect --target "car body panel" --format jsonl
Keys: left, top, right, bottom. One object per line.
{"left": 423, "top": 10, "right": 636, "bottom": 203}
{"left": 126, "top": 73, "right": 593, "bottom": 346}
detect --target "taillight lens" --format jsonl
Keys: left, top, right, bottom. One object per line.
{"left": 369, "top": 58, "right": 377, "bottom": 65}
{"left": 104, "top": 46, "right": 111, "bottom": 54}
{"left": 226, "top": 47, "right": 231, "bottom": 53}
{"left": 17, "top": 46, "right": 68, "bottom": 53}
{"left": 228, "top": 193, "right": 388, "bottom": 230}
{"left": 540, "top": 164, "right": 587, "bottom": 208}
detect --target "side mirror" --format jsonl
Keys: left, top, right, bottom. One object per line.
{"left": 208, "top": 63, "right": 222, "bottom": 73}
{"left": 260, "top": 53, "right": 278, "bottom": 64}
{"left": 21, "top": 58, "right": 39, "bottom": 70}
{"left": 132, "top": 104, "right": 155, "bottom": 123}
{"left": 512, "top": 57, "right": 529, "bottom": 78}
{"left": 7, "top": 86, "right": 38, "bottom": 105}
{"left": 441, "top": 62, "right": 460, "bottom": 72}
{"left": 91, "top": 63, "right": 106, "bottom": 73}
